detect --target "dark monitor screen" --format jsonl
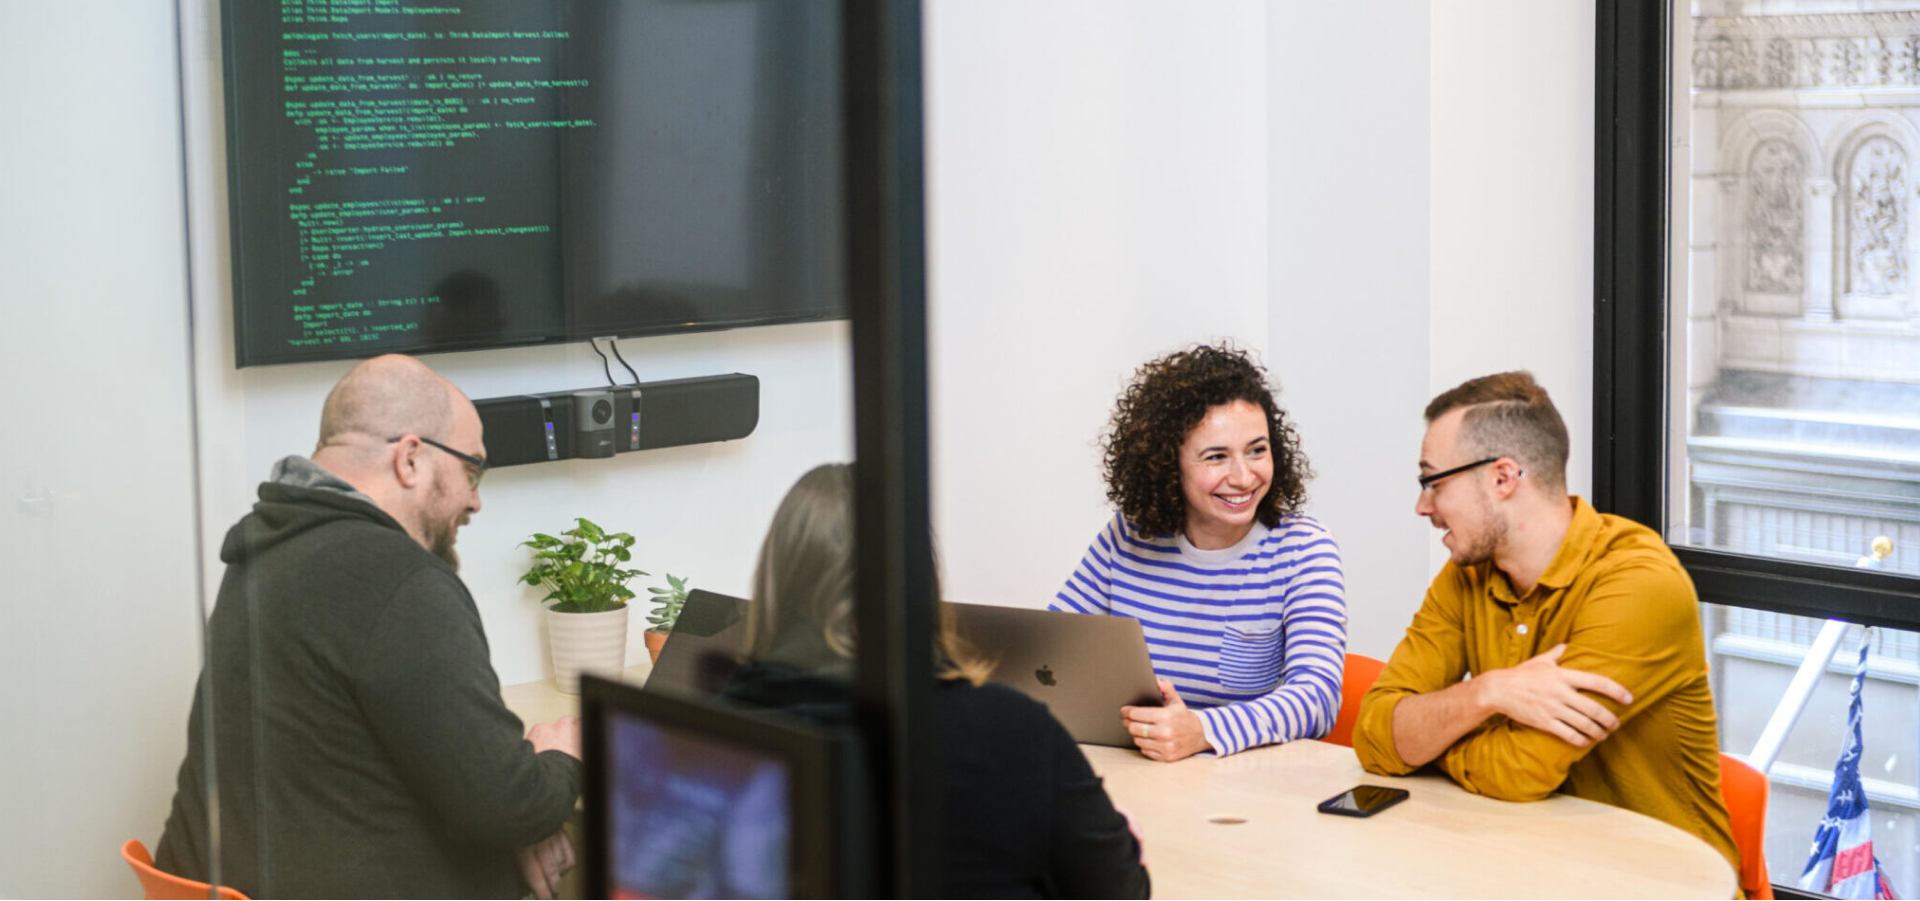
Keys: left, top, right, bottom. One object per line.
{"left": 582, "top": 675, "right": 846, "bottom": 899}
{"left": 605, "top": 710, "right": 790, "bottom": 898}
{"left": 221, "top": 0, "right": 846, "bottom": 367}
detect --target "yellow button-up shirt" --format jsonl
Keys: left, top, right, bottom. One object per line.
{"left": 1353, "top": 497, "right": 1739, "bottom": 874}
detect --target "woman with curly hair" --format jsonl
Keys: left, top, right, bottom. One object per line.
{"left": 1053, "top": 344, "right": 1346, "bottom": 761}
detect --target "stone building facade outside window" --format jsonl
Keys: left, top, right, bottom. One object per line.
{"left": 1685, "top": 1, "right": 1920, "bottom": 888}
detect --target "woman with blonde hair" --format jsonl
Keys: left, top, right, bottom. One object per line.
{"left": 725, "top": 463, "right": 1149, "bottom": 899}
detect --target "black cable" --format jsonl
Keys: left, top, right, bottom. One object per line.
{"left": 587, "top": 338, "right": 615, "bottom": 386}
{"left": 609, "top": 338, "right": 640, "bottom": 385}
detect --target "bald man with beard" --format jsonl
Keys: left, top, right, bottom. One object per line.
{"left": 156, "top": 355, "right": 581, "bottom": 898}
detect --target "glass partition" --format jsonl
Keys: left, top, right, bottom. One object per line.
{"left": 3, "top": 0, "right": 928, "bottom": 895}
{"left": 0, "top": 4, "right": 209, "bottom": 898}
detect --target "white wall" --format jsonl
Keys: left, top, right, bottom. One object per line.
{"left": 1267, "top": 1, "right": 1434, "bottom": 660}
{"left": 0, "top": 5, "right": 202, "bottom": 897}
{"left": 1430, "top": 1, "right": 1597, "bottom": 500}
{"left": 174, "top": 1, "right": 855, "bottom": 689}
{"left": 925, "top": 0, "right": 1271, "bottom": 609}
{"left": 1268, "top": 0, "right": 1595, "bottom": 658}
{"left": 188, "top": 331, "right": 853, "bottom": 687}
{"left": 925, "top": 0, "right": 1597, "bottom": 660}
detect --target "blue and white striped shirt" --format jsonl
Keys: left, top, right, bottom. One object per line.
{"left": 1052, "top": 513, "right": 1347, "bottom": 756}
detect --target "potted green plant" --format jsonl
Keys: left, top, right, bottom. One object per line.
{"left": 520, "top": 518, "right": 646, "bottom": 694}
{"left": 643, "top": 573, "right": 691, "bottom": 662}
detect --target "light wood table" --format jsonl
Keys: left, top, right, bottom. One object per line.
{"left": 1084, "top": 741, "right": 1737, "bottom": 899}
{"left": 500, "top": 660, "right": 652, "bottom": 730}
{"left": 501, "top": 674, "right": 1731, "bottom": 898}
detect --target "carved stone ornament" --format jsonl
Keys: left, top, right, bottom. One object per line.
{"left": 1694, "top": 12, "right": 1920, "bottom": 89}
{"left": 1848, "top": 136, "right": 1910, "bottom": 297}
{"left": 1746, "top": 141, "right": 1806, "bottom": 295}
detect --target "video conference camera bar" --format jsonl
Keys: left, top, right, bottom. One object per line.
{"left": 474, "top": 373, "right": 759, "bottom": 467}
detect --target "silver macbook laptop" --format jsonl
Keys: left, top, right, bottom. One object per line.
{"left": 949, "top": 603, "right": 1162, "bottom": 747}
{"left": 644, "top": 589, "right": 749, "bottom": 697}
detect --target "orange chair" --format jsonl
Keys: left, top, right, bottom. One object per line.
{"left": 1719, "top": 754, "right": 1774, "bottom": 900}
{"left": 1324, "top": 653, "right": 1386, "bottom": 748}
{"left": 121, "top": 839, "right": 249, "bottom": 901}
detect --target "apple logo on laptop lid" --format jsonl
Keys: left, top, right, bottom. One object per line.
{"left": 1035, "top": 665, "right": 1056, "bottom": 687}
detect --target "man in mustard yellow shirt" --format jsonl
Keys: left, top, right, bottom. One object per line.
{"left": 1353, "top": 371, "right": 1739, "bottom": 875}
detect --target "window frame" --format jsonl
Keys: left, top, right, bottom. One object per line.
{"left": 1594, "top": 0, "right": 1920, "bottom": 634}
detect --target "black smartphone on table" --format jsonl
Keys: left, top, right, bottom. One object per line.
{"left": 1316, "top": 784, "right": 1410, "bottom": 818}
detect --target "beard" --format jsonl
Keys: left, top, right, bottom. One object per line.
{"left": 1445, "top": 501, "right": 1506, "bottom": 567}
{"left": 419, "top": 482, "right": 469, "bottom": 571}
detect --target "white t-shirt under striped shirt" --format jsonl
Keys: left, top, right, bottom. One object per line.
{"left": 1052, "top": 513, "right": 1348, "bottom": 756}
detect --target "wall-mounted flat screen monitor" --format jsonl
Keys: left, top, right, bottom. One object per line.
{"left": 221, "top": 0, "right": 846, "bottom": 367}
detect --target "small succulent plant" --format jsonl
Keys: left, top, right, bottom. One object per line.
{"left": 646, "top": 573, "right": 691, "bottom": 631}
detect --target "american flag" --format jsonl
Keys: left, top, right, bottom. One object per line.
{"left": 1799, "top": 629, "right": 1899, "bottom": 900}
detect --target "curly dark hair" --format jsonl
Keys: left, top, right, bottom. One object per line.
{"left": 1101, "top": 344, "right": 1311, "bottom": 537}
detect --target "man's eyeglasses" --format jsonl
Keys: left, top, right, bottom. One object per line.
{"left": 1417, "top": 456, "right": 1501, "bottom": 493}
{"left": 389, "top": 435, "right": 489, "bottom": 488}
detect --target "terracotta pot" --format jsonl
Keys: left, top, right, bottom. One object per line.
{"left": 644, "top": 627, "right": 670, "bottom": 663}
{"left": 546, "top": 605, "right": 629, "bottom": 695}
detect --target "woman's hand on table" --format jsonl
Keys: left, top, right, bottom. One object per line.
{"left": 1121, "top": 678, "right": 1209, "bottom": 761}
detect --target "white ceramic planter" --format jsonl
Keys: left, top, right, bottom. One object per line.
{"left": 546, "top": 606, "right": 629, "bottom": 694}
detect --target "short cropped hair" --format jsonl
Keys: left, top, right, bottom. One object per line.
{"left": 316, "top": 356, "right": 455, "bottom": 450}
{"left": 1424, "top": 371, "right": 1569, "bottom": 492}
{"left": 1102, "top": 344, "right": 1310, "bottom": 537}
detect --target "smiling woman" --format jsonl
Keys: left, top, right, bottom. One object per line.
{"left": 1052, "top": 344, "right": 1348, "bottom": 761}
{"left": 1176, "top": 399, "right": 1276, "bottom": 550}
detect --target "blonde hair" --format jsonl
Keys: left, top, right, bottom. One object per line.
{"left": 742, "top": 463, "right": 991, "bottom": 684}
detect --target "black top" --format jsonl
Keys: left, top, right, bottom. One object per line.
{"left": 155, "top": 476, "right": 579, "bottom": 898}
{"left": 724, "top": 642, "right": 1150, "bottom": 899}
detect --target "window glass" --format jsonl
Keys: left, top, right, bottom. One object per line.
{"left": 1678, "top": 5, "right": 1920, "bottom": 890}
{"left": 1675, "top": 1, "right": 1920, "bottom": 580}
{"left": 1706, "top": 606, "right": 1920, "bottom": 889}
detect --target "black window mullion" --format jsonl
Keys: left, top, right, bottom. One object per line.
{"left": 1684, "top": 548, "right": 1920, "bottom": 633}
{"left": 845, "top": 0, "right": 941, "bottom": 896}
{"left": 1593, "top": 0, "right": 1671, "bottom": 528}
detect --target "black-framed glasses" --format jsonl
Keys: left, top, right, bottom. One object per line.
{"left": 1417, "top": 456, "right": 1500, "bottom": 493}
{"left": 388, "top": 435, "right": 488, "bottom": 488}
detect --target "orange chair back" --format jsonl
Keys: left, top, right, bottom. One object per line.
{"left": 1324, "top": 653, "right": 1386, "bottom": 748}
{"left": 121, "top": 839, "right": 249, "bottom": 901}
{"left": 1719, "top": 754, "right": 1774, "bottom": 900}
